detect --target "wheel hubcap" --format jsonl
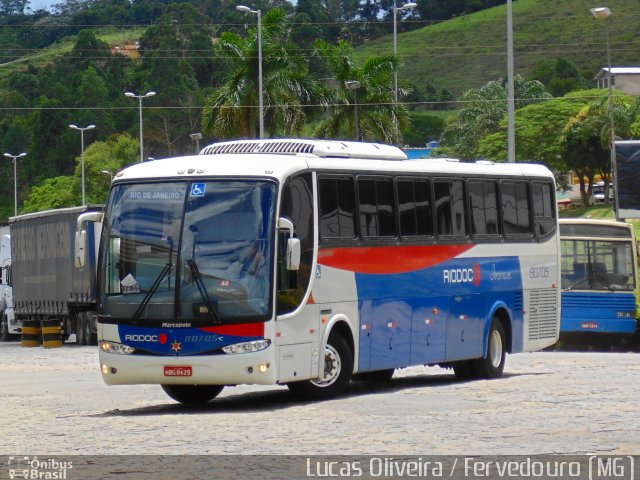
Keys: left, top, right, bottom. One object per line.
{"left": 310, "top": 344, "right": 341, "bottom": 388}
{"left": 489, "top": 330, "right": 503, "bottom": 368}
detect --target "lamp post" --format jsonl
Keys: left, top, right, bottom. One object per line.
{"left": 101, "top": 170, "right": 113, "bottom": 182}
{"left": 236, "top": 5, "right": 263, "bottom": 139}
{"left": 125, "top": 91, "right": 156, "bottom": 163}
{"left": 345, "top": 80, "right": 362, "bottom": 141}
{"left": 591, "top": 6, "right": 618, "bottom": 220}
{"left": 69, "top": 124, "right": 95, "bottom": 206}
{"left": 190, "top": 132, "right": 203, "bottom": 153}
{"left": 3, "top": 152, "right": 26, "bottom": 217}
{"left": 393, "top": 1, "right": 417, "bottom": 141}
{"left": 506, "top": 0, "right": 515, "bottom": 163}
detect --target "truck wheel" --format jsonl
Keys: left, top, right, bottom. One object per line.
{"left": 1, "top": 315, "right": 10, "bottom": 342}
{"left": 287, "top": 332, "right": 353, "bottom": 400}
{"left": 472, "top": 317, "right": 506, "bottom": 379}
{"left": 161, "top": 384, "right": 224, "bottom": 404}
{"left": 76, "top": 313, "right": 86, "bottom": 345}
{"left": 84, "top": 313, "right": 96, "bottom": 346}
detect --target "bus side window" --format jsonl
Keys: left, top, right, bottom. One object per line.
{"left": 277, "top": 173, "right": 314, "bottom": 316}
{"left": 501, "top": 181, "right": 532, "bottom": 237}
{"left": 532, "top": 181, "right": 556, "bottom": 238}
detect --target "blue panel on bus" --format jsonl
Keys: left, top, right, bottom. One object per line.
{"left": 561, "top": 291, "right": 637, "bottom": 334}
{"left": 355, "top": 255, "right": 523, "bottom": 371}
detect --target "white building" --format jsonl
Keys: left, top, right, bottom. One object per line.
{"left": 594, "top": 67, "right": 640, "bottom": 95}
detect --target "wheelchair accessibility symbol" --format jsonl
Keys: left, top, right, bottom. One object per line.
{"left": 190, "top": 183, "right": 206, "bottom": 197}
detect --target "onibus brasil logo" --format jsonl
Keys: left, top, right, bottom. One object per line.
{"left": 8, "top": 456, "right": 73, "bottom": 479}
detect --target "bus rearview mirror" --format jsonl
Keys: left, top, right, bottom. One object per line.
{"left": 287, "top": 238, "right": 301, "bottom": 271}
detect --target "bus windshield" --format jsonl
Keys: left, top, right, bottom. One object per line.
{"left": 561, "top": 239, "right": 636, "bottom": 292}
{"left": 100, "top": 180, "right": 277, "bottom": 324}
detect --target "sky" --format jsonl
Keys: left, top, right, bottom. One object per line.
{"left": 29, "top": 0, "right": 58, "bottom": 11}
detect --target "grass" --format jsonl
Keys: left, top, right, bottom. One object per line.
{"left": 354, "top": 0, "right": 640, "bottom": 97}
{"left": 560, "top": 204, "right": 640, "bottom": 240}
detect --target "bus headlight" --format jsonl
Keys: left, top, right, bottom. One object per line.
{"left": 222, "top": 339, "right": 271, "bottom": 354}
{"left": 100, "top": 341, "right": 137, "bottom": 355}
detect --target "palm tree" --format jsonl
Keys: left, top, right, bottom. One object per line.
{"left": 441, "top": 75, "right": 551, "bottom": 160}
{"left": 313, "top": 39, "right": 409, "bottom": 145}
{"left": 202, "top": 8, "right": 324, "bottom": 139}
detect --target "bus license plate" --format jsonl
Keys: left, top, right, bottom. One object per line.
{"left": 164, "top": 366, "right": 192, "bottom": 377}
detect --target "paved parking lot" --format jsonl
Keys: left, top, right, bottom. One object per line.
{"left": 0, "top": 343, "right": 638, "bottom": 456}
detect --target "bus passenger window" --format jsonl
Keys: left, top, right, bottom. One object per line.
{"left": 532, "top": 182, "right": 556, "bottom": 237}
{"left": 398, "top": 179, "right": 433, "bottom": 238}
{"left": 434, "top": 179, "right": 466, "bottom": 237}
{"left": 501, "top": 181, "right": 532, "bottom": 236}
{"left": 469, "top": 180, "right": 499, "bottom": 236}
{"left": 357, "top": 177, "right": 396, "bottom": 238}
{"left": 319, "top": 177, "right": 356, "bottom": 240}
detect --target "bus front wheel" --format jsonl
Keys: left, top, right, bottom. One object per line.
{"left": 161, "top": 384, "right": 224, "bottom": 404}
{"left": 472, "top": 317, "right": 506, "bottom": 379}
{"left": 287, "top": 333, "right": 353, "bottom": 400}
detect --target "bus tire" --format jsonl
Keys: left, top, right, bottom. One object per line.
{"left": 453, "top": 361, "right": 475, "bottom": 380}
{"left": 287, "top": 332, "right": 353, "bottom": 400}
{"left": 472, "top": 317, "right": 506, "bottom": 379}
{"left": 161, "top": 384, "right": 224, "bottom": 405}
{"left": 353, "top": 369, "right": 394, "bottom": 383}
{"left": 76, "top": 313, "right": 86, "bottom": 345}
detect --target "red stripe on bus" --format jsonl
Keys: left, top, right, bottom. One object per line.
{"left": 199, "top": 323, "right": 264, "bottom": 337}
{"left": 317, "top": 244, "right": 474, "bottom": 274}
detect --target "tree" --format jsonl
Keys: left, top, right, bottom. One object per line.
{"left": 202, "top": 8, "right": 323, "bottom": 139}
{"left": 478, "top": 90, "right": 595, "bottom": 169}
{"left": 441, "top": 75, "right": 551, "bottom": 160}
{"left": 21, "top": 176, "right": 76, "bottom": 214}
{"left": 532, "top": 58, "right": 586, "bottom": 97}
{"left": 561, "top": 91, "right": 633, "bottom": 206}
{"left": 312, "top": 39, "right": 408, "bottom": 144}
{"left": 21, "top": 133, "right": 138, "bottom": 213}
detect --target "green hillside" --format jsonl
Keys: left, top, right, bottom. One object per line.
{"left": 0, "top": 27, "right": 145, "bottom": 78}
{"left": 355, "top": 0, "right": 640, "bottom": 97}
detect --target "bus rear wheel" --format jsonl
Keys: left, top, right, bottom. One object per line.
{"left": 161, "top": 384, "right": 224, "bottom": 404}
{"left": 472, "top": 317, "right": 506, "bottom": 379}
{"left": 287, "top": 333, "right": 353, "bottom": 400}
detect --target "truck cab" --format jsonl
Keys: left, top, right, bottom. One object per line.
{"left": 0, "top": 228, "right": 16, "bottom": 341}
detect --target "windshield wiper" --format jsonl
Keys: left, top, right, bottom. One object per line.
{"left": 186, "top": 259, "right": 221, "bottom": 324}
{"left": 132, "top": 262, "right": 172, "bottom": 323}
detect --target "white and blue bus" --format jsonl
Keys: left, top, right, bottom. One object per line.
{"left": 82, "top": 139, "right": 560, "bottom": 404}
{"left": 560, "top": 219, "right": 638, "bottom": 334}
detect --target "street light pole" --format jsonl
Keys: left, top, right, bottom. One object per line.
{"left": 125, "top": 91, "right": 156, "bottom": 163}
{"left": 591, "top": 7, "right": 618, "bottom": 220}
{"left": 69, "top": 124, "right": 95, "bottom": 206}
{"left": 237, "top": 5, "right": 264, "bottom": 139}
{"left": 190, "top": 132, "right": 203, "bottom": 153}
{"left": 101, "top": 170, "right": 113, "bottom": 182}
{"left": 506, "top": 0, "right": 515, "bottom": 163}
{"left": 3, "top": 152, "right": 26, "bottom": 217}
{"left": 393, "top": 1, "right": 417, "bottom": 142}
{"left": 345, "top": 80, "right": 362, "bottom": 141}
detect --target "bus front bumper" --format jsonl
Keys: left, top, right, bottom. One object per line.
{"left": 98, "top": 347, "right": 278, "bottom": 386}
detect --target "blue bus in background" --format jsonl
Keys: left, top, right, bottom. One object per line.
{"left": 560, "top": 219, "right": 638, "bottom": 334}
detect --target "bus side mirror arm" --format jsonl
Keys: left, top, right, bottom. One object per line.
{"left": 278, "top": 217, "right": 301, "bottom": 271}
{"left": 75, "top": 211, "right": 103, "bottom": 269}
